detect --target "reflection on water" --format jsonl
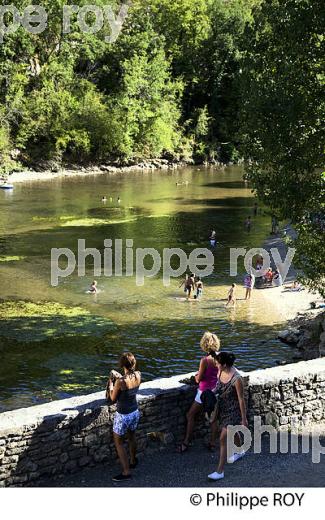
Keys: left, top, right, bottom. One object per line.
{"left": 0, "top": 166, "right": 294, "bottom": 412}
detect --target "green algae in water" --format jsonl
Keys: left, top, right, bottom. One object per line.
{"left": 0, "top": 301, "right": 115, "bottom": 342}
{"left": 60, "top": 218, "right": 108, "bottom": 227}
{"left": 32, "top": 215, "right": 76, "bottom": 223}
{"left": 0, "top": 256, "right": 26, "bottom": 262}
{"left": 60, "top": 217, "right": 138, "bottom": 227}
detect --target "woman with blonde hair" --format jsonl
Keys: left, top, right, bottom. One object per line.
{"left": 177, "top": 332, "right": 220, "bottom": 453}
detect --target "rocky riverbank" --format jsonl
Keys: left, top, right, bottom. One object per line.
{"left": 278, "top": 310, "right": 325, "bottom": 360}
{"left": 6, "top": 158, "right": 229, "bottom": 184}
{"left": 258, "top": 225, "right": 324, "bottom": 363}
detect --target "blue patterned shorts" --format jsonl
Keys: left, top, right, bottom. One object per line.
{"left": 113, "top": 409, "right": 140, "bottom": 436}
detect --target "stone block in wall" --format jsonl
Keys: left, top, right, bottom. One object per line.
{"left": 304, "top": 400, "right": 322, "bottom": 413}
{"left": 294, "top": 382, "right": 307, "bottom": 391}
{"left": 83, "top": 433, "right": 100, "bottom": 447}
{"left": 37, "top": 455, "right": 61, "bottom": 469}
{"left": 264, "top": 412, "right": 279, "bottom": 428}
{"left": 93, "top": 446, "right": 111, "bottom": 463}
{"left": 270, "top": 388, "right": 281, "bottom": 400}
{"left": 64, "top": 460, "right": 78, "bottom": 473}
{"left": 315, "top": 372, "right": 325, "bottom": 382}
{"left": 60, "top": 453, "right": 69, "bottom": 464}
{"left": 2, "top": 455, "right": 19, "bottom": 464}
{"left": 312, "top": 410, "right": 324, "bottom": 421}
{"left": 300, "top": 390, "right": 317, "bottom": 399}
{"left": 98, "top": 432, "right": 111, "bottom": 445}
{"left": 79, "top": 456, "right": 91, "bottom": 467}
{"left": 69, "top": 447, "right": 88, "bottom": 460}
{"left": 293, "top": 404, "right": 304, "bottom": 414}
{"left": 71, "top": 436, "right": 83, "bottom": 446}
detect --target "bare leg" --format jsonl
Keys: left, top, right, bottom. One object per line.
{"left": 210, "top": 420, "right": 218, "bottom": 447}
{"left": 234, "top": 432, "right": 242, "bottom": 448}
{"left": 113, "top": 432, "right": 130, "bottom": 475}
{"left": 127, "top": 430, "right": 137, "bottom": 465}
{"left": 217, "top": 428, "right": 227, "bottom": 474}
{"left": 183, "top": 401, "right": 201, "bottom": 446}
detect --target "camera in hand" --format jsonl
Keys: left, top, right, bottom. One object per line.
{"left": 109, "top": 370, "right": 122, "bottom": 384}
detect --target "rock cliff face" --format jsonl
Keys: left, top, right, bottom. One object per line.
{"left": 278, "top": 312, "right": 325, "bottom": 360}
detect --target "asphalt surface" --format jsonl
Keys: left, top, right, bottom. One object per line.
{"left": 41, "top": 427, "right": 325, "bottom": 488}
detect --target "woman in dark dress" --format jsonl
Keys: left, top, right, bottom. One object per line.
{"left": 208, "top": 352, "right": 247, "bottom": 481}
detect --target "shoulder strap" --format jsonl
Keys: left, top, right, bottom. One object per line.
{"left": 230, "top": 372, "right": 242, "bottom": 386}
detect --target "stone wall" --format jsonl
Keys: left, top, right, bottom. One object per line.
{"left": 1, "top": 358, "right": 325, "bottom": 487}
{"left": 247, "top": 358, "right": 325, "bottom": 428}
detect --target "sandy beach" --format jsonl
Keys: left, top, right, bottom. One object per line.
{"left": 257, "top": 224, "right": 321, "bottom": 323}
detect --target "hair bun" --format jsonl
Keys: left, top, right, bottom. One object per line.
{"left": 216, "top": 351, "right": 236, "bottom": 367}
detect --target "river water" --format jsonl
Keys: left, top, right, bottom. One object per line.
{"left": 0, "top": 166, "right": 293, "bottom": 412}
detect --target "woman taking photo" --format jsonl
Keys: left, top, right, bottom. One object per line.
{"left": 208, "top": 352, "right": 247, "bottom": 481}
{"left": 108, "top": 352, "right": 141, "bottom": 482}
{"left": 177, "top": 332, "right": 220, "bottom": 453}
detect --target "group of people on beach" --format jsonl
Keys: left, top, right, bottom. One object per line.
{"left": 107, "top": 332, "right": 246, "bottom": 483}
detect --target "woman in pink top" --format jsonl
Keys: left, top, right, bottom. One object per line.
{"left": 177, "top": 332, "right": 220, "bottom": 453}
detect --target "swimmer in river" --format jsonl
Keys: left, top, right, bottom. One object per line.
{"left": 195, "top": 276, "right": 203, "bottom": 300}
{"left": 244, "top": 216, "right": 252, "bottom": 232}
{"left": 180, "top": 274, "right": 195, "bottom": 300}
{"left": 89, "top": 280, "right": 98, "bottom": 294}
{"left": 226, "top": 283, "right": 236, "bottom": 307}
{"left": 210, "top": 230, "right": 217, "bottom": 248}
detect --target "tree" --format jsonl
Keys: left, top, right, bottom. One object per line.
{"left": 240, "top": 0, "right": 325, "bottom": 294}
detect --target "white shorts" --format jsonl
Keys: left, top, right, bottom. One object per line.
{"left": 195, "top": 390, "right": 203, "bottom": 404}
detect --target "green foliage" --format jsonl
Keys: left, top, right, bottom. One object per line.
{"left": 240, "top": 0, "right": 325, "bottom": 295}
{"left": 0, "top": 0, "right": 260, "bottom": 169}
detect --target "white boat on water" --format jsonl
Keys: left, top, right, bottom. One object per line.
{"left": 0, "top": 182, "right": 14, "bottom": 190}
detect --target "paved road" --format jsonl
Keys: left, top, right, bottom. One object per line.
{"left": 42, "top": 427, "right": 325, "bottom": 488}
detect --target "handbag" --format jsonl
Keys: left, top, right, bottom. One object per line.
{"left": 201, "top": 387, "right": 222, "bottom": 423}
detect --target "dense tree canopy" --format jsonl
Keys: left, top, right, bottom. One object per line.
{"left": 0, "top": 0, "right": 257, "bottom": 171}
{"left": 240, "top": 0, "right": 325, "bottom": 294}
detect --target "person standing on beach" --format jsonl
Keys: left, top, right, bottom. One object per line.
{"left": 244, "top": 274, "right": 254, "bottom": 299}
{"left": 226, "top": 284, "right": 236, "bottom": 307}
